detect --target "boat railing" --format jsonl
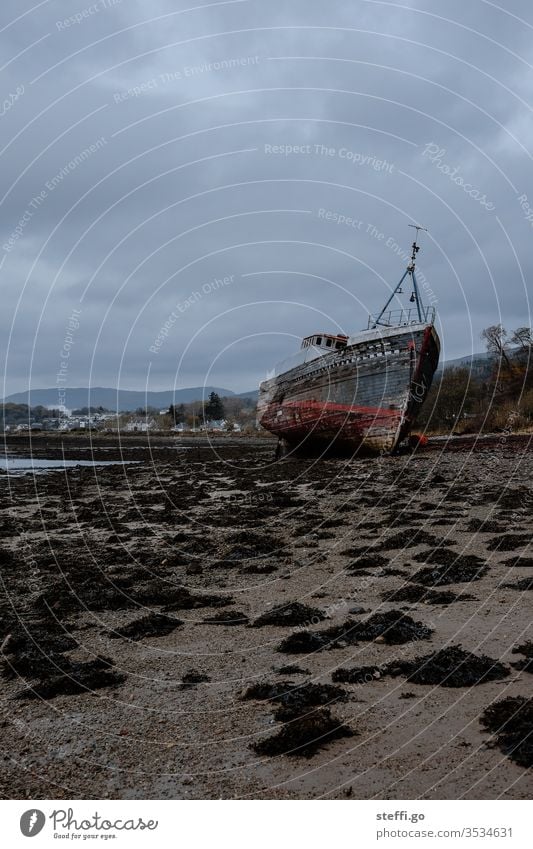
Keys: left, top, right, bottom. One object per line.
{"left": 367, "top": 305, "right": 435, "bottom": 329}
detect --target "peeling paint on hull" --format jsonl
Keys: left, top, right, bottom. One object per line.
{"left": 258, "top": 324, "right": 440, "bottom": 454}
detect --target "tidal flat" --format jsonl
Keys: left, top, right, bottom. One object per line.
{"left": 0, "top": 433, "right": 531, "bottom": 799}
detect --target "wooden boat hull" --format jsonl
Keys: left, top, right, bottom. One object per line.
{"left": 258, "top": 324, "right": 440, "bottom": 454}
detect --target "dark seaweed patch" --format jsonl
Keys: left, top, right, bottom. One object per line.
{"left": 203, "top": 610, "right": 249, "bottom": 625}
{"left": 503, "top": 577, "right": 533, "bottom": 591}
{"left": 278, "top": 630, "right": 331, "bottom": 654}
{"left": 1, "top": 626, "right": 78, "bottom": 680}
{"left": 511, "top": 641, "right": 533, "bottom": 672}
{"left": 411, "top": 561, "right": 488, "bottom": 586}
{"left": 252, "top": 708, "right": 353, "bottom": 757}
{"left": 501, "top": 557, "right": 533, "bottom": 568}
{"left": 351, "top": 610, "right": 433, "bottom": 644}
{"left": 180, "top": 670, "right": 210, "bottom": 688}
{"left": 107, "top": 612, "right": 182, "bottom": 641}
{"left": 332, "top": 666, "right": 382, "bottom": 684}
{"left": 275, "top": 665, "right": 310, "bottom": 675}
{"left": 480, "top": 697, "right": 533, "bottom": 767}
{"left": 486, "top": 534, "right": 530, "bottom": 552}
{"left": 378, "top": 530, "right": 439, "bottom": 550}
{"left": 278, "top": 611, "right": 432, "bottom": 654}
{"left": 383, "top": 584, "right": 473, "bottom": 605}
{"left": 17, "top": 655, "right": 125, "bottom": 700}
{"left": 160, "top": 587, "right": 234, "bottom": 611}
{"left": 242, "top": 680, "right": 347, "bottom": 720}
{"left": 241, "top": 563, "right": 278, "bottom": 574}
{"left": 387, "top": 646, "right": 509, "bottom": 687}
{"left": 466, "top": 518, "right": 508, "bottom": 533}
{"left": 413, "top": 549, "right": 485, "bottom": 568}
{"left": 346, "top": 554, "right": 389, "bottom": 571}
{"left": 252, "top": 602, "right": 325, "bottom": 628}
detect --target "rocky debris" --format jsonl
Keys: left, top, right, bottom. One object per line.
{"left": 332, "top": 666, "right": 382, "bottom": 684}
{"left": 480, "top": 697, "right": 533, "bottom": 767}
{"left": 107, "top": 612, "right": 182, "bottom": 641}
{"left": 252, "top": 602, "right": 325, "bottom": 628}
{"left": 202, "top": 610, "right": 249, "bottom": 625}
{"left": 387, "top": 646, "right": 509, "bottom": 687}
{"left": 252, "top": 708, "right": 354, "bottom": 757}
{"left": 411, "top": 561, "right": 488, "bottom": 586}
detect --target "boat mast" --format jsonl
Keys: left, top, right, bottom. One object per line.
{"left": 373, "top": 224, "right": 427, "bottom": 326}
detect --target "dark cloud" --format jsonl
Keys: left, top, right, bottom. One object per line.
{"left": 1, "top": 0, "right": 532, "bottom": 395}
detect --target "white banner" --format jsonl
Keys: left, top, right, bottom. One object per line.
{"left": 2, "top": 800, "right": 530, "bottom": 847}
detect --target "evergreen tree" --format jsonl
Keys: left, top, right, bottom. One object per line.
{"left": 204, "top": 392, "right": 225, "bottom": 422}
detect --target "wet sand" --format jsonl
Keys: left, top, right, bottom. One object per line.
{"left": 0, "top": 433, "right": 532, "bottom": 799}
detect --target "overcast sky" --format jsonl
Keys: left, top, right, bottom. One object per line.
{"left": 1, "top": 0, "right": 532, "bottom": 397}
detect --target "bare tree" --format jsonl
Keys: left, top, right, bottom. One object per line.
{"left": 511, "top": 326, "right": 533, "bottom": 352}
{"left": 481, "top": 324, "right": 511, "bottom": 369}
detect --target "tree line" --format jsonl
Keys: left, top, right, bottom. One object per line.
{"left": 419, "top": 324, "right": 533, "bottom": 433}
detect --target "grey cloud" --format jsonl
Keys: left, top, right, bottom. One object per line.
{"left": 1, "top": 0, "right": 532, "bottom": 395}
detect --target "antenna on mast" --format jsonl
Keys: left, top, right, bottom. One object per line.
{"left": 372, "top": 223, "right": 429, "bottom": 327}
{"left": 407, "top": 224, "right": 428, "bottom": 273}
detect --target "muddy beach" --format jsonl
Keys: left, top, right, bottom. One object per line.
{"left": 0, "top": 433, "right": 532, "bottom": 800}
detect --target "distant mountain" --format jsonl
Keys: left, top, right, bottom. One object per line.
{"left": 236, "top": 389, "right": 259, "bottom": 401}
{"left": 437, "top": 349, "right": 517, "bottom": 380}
{"left": 2, "top": 386, "right": 241, "bottom": 412}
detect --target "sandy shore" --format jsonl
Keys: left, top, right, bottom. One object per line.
{"left": 0, "top": 433, "right": 532, "bottom": 799}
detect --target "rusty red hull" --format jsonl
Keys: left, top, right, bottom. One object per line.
{"left": 258, "top": 323, "right": 440, "bottom": 454}
{"left": 260, "top": 400, "right": 400, "bottom": 442}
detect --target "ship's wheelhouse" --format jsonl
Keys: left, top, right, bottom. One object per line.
{"left": 301, "top": 333, "right": 348, "bottom": 351}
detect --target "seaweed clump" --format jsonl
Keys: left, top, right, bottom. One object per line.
{"left": 17, "top": 655, "right": 125, "bottom": 700}
{"left": 203, "top": 610, "right": 249, "bottom": 625}
{"left": 383, "top": 584, "right": 473, "bottom": 605}
{"left": 278, "top": 611, "right": 432, "bottom": 654}
{"left": 332, "top": 666, "right": 382, "bottom": 684}
{"left": 480, "top": 697, "right": 533, "bottom": 767}
{"left": 511, "top": 641, "right": 533, "bottom": 673}
{"left": 410, "top": 561, "right": 488, "bottom": 586}
{"left": 242, "top": 680, "right": 347, "bottom": 721}
{"left": 252, "top": 708, "right": 354, "bottom": 757}
{"left": 108, "top": 612, "right": 182, "bottom": 641}
{"left": 387, "top": 646, "right": 509, "bottom": 687}
{"left": 252, "top": 602, "right": 325, "bottom": 628}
